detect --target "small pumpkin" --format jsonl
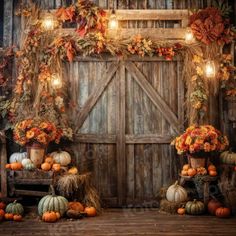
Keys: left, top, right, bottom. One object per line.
{"left": 41, "top": 162, "right": 51, "bottom": 171}
{"left": 42, "top": 211, "right": 60, "bottom": 222}
{"left": 0, "top": 202, "right": 6, "bottom": 210}
{"left": 84, "top": 207, "right": 97, "bottom": 217}
{"left": 208, "top": 164, "right": 216, "bottom": 172}
{"left": 38, "top": 186, "right": 68, "bottom": 216}
{"left": 187, "top": 168, "right": 197, "bottom": 177}
{"left": 0, "top": 209, "right": 5, "bottom": 217}
{"left": 24, "top": 163, "right": 36, "bottom": 171}
{"left": 181, "top": 170, "right": 188, "bottom": 176}
{"left": 5, "top": 200, "right": 24, "bottom": 215}
{"left": 9, "top": 152, "right": 27, "bottom": 164}
{"left": 166, "top": 181, "right": 188, "bottom": 203}
{"left": 51, "top": 151, "right": 71, "bottom": 166}
{"left": 21, "top": 158, "right": 32, "bottom": 168}
{"left": 52, "top": 163, "right": 61, "bottom": 172}
{"left": 185, "top": 199, "right": 205, "bottom": 215}
{"left": 68, "top": 202, "right": 84, "bottom": 212}
{"left": 4, "top": 213, "right": 14, "bottom": 220}
{"left": 183, "top": 164, "right": 190, "bottom": 171}
{"left": 208, "top": 199, "right": 222, "bottom": 215}
{"left": 177, "top": 207, "right": 185, "bottom": 215}
{"left": 220, "top": 151, "right": 236, "bottom": 165}
{"left": 5, "top": 164, "right": 11, "bottom": 169}
{"left": 45, "top": 156, "right": 54, "bottom": 165}
{"left": 196, "top": 167, "right": 207, "bottom": 175}
{"left": 215, "top": 207, "right": 231, "bottom": 218}
{"left": 68, "top": 167, "right": 78, "bottom": 175}
{"left": 209, "top": 170, "right": 217, "bottom": 176}
{"left": 13, "top": 214, "right": 23, "bottom": 222}
{"left": 10, "top": 162, "right": 23, "bottom": 171}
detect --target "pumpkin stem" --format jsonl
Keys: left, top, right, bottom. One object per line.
{"left": 174, "top": 180, "right": 178, "bottom": 186}
{"left": 49, "top": 185, "right": 56, "bottom": 196}
{"left": 193, "top": 199, "right": 197, "bottom": 203}
{"left": 13, "top": 200, "right": 17, "bottom": 204}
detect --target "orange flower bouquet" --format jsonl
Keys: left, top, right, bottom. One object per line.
{"left": 13, "top": 119, "right": 62, "bottom": 146}
{"left": 172, "top": 125, "right": 229, "bottom": 156}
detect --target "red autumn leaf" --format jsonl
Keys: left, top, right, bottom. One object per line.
{"left": 76, "top": 27, "right": 87, "bottom": 37}
{"left": 65, "top": 5, "right": 76, "bottom": 22}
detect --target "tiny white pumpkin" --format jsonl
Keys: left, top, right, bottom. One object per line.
{"left": 51, "top": 151, "right": 71, "bottom": 166}
{"left": 22, "top": 158, "right": 32, "bottom": 168}
{"left": 10, "top": 152, "right": 28, "bottom": 164}
{"left": 166, "top": 181, "right": 188, "bottom": 203}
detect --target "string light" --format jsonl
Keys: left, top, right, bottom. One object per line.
{"left": 41, "top": 12, "right": 57, "bottom": 31}
{"left": 185, "top": 28, "right": 195, "bottom": 44}
{"left": 108, "top": 9, "right": 118, "bottom": 30}
{"left": 205, "top": 60, "right": 216, "bottom": 78}
{"left": 51, "top": 73, "right": 62, "bottom": 89}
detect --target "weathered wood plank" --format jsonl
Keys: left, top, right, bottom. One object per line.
{"left": 125, "top": 134, "right": 173, "bottom": 143}
{"left": 74, "top": 134, "right": 116, "bottom": 143}
{"left": 3, "top": 0, "right": 13, "bottom": 47}
{"left": 75, "top": 62, "right": 119, "bottom": 132}
{"left": 125, "top": 61, "right": 180, "bottom": 134}
{"left": 0, "top": 132, "right": 7, "bottom": 197}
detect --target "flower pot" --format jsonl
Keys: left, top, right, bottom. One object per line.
{"left": 188, "top": 156, "right": 207, "bottom": 168}
{"left": 27, "top": 143, "right": 46, "bottom": 167}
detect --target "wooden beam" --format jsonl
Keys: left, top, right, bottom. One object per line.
{"left": 3, "top": 0, "right": 13, "bottom": 47}
{"left": 75, "top": 62, "right": 119, "bottom": 133}
{"left": 125, "top": 134, "right": 173, "bottom": 144}
{"left": 14, "top": 189, "right": 48, "bottom": 197}
{"left": 116, "top": 62, "right": 126, "bottom": 206}
{"left": 125, "top": 61, "right": 180, "bottom": 134}
{"left": 0, "top": 132, "right": 7, "bottom": 198}
{"left": 74, "top": 134, "right": 116, "bottom": 143}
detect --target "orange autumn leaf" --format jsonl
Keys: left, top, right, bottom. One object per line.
{"left": 56, "top": 6, "right": 75, "bottom": 22}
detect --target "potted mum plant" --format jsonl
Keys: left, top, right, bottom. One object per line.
{"left": 172, "top": 125, "right": 229, "bottom": 168}
{"left": 13, "top": 118, "right": 63, "bottom": 167}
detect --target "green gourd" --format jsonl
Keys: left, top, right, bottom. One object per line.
{"left": 220, "top": 151, "right": 236, "bottom": 165}
{"left": 24, "top": 163, "right": 36, "bottom": 171}
{"left": 185, "top": 199, "right": 205, "bottom": 215}
{"left": 5, "top": 200, "right": 24, "bottom": 215}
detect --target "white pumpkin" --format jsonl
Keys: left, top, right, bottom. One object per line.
{"left": 166, "top": 181, "right": 188, "bottom": 203}
{"left": 9, "top": 152, "right": 28, "bottom": 164}
{"left": 22, "top": 158, "right": 33, "bottom": 168}
{"left": 51, "top": 151, "right": 71, "bottom": 166}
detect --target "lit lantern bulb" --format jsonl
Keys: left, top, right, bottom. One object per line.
{"left": 185, "top": 28, "right": 195, "bottom": 44}
{"left": 51, "top": 73, "right": 62, "bottom": 89}
{"left": 205, "top": 60, "right": 216, "bottom": 78}
{"left": 108, "top": 9, "right": 118, "bottom": 30}
{"left": 42, "top": 15, "right": 56, "bottom": 31}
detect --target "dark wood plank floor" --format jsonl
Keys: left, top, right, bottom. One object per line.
{"left": 0, "top": 208, "right": 236, "bottom": 236}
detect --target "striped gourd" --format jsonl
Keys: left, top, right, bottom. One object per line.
{"left": 38, "top": 186, "right": 68, "bottom": 216}
{"left": 186, "top": 199, "right": 205, "bottom": 215}
{"left": 6, "top": 200, "right": 24, "bottom": 215}
{"left": 166, "top": 181, "right": 188, "bottom": 203}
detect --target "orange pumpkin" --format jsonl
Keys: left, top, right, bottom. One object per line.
{"left": 187, "top": 168, "right": 197, "bottom": 177}
{"left": 42, "top": 211, "right": 60, "bottom": 222}
{"left": 209, "top": 170, "right": 217, "bottom": 176}
{"left": 215, "top": 207, "right": 231, "bottom": 218}
{"left": 68, "top": 202, "right": 84, "bottom": 212}
{"left": 41, "top": 162, "right": 51, "bottom": 171}
{"left": 13, "top": 214, "right": 22, "bottom": 222}
{"left": 177, "top": 207, "right": 185, "bottom": 215}
{"left": 234, "top": 166, "right": 236, "bottom": 171}
{"left": 208, "top": 164, "right": 216, "bottom": 172}
{"left": 183, "top": 164, "right": 190, "bottom": 171}
{"left": 52, "top": 163, "right": 61, "bottom": 172}
{"left": 10, "top": 162, "right": 23, "bottom": 171}
{"left": 84, "top": 207, "right": 96, "bottom": 217}
{"left": 197, "top": 167, "right": 207, "bottom": 175}
{"left": 208, "top": 199, "right": 222, "bottom": 215}
{"left": 0, "top": 202, "right": 6, "bottom": 210}
{"left": 0, "top": 209, "right": 5, "bottom": 217}
{"left": 45, "top": 156, "right": 54, "bottom": 165}
{"left": 5, "top": 213, "right": 14, "bottom": 220}
{"left": 5, "top": 164, "right": 11, "bottom": 169}
{"left": 181, "top": 170, "right": 188, "bottom": 176}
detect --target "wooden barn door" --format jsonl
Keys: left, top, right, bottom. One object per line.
{"left": 68, "top": 57, "right": 184, "bottom": 207}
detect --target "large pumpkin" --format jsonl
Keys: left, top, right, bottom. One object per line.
{"left": 208, "top": 199, "right": 222, "bottom": 215}
{"left": 5, "top": 200, "right": 24, "bottom": 215}
{"left": 220, "top": 151, "right": 236, "bottom": 165}
{"left": 185, "top": 199, "right": 205, "bottom": 215}
{"left": 51, "top": 151, "right": 71, "bottom": 166}
{"left": 166, "top": 181, "right": 188, "bottom": 203}
{"left": 38, "top": 186, "right": 68, "bottom": 216}
{"left": 9, "top": 152, "right": 27, "bottom": 164}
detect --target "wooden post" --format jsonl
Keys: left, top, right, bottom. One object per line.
{"left": 0, "top": 131, "right": 7, "bottom": 198}
{"left": 3, "top": 0, "right": 13, "bottom": 47}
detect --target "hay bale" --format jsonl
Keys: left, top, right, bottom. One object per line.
{"left": 160, "top": 199, "right": 186, "bottom": 214}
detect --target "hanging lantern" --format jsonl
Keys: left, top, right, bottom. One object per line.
{"left": 205, "top": 60, "right": 216, "bottom": 78}
{"left": 51, "top": 73, "right": 62, "bottom": 89}
{"left": 41, "top": 12, "right": 57, "bottom": 31}
{"left": 108, "top": 9, "right": 118, "bottom": 30}
{"left": 185, "top": 28, "right": 195, "bottom": 44}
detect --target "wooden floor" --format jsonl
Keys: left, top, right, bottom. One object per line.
{"left": 0, "top": 208, "right": 236, "bottom": 236}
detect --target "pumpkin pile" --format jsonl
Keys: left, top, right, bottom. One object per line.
{"left": 180, "top": 164, "right": 217, "bottom": 177}
{"left": 207, "top": 199, "right": 231, "bottom": 218}
{"left": 0, "top": 200, "right": 24, "bottom": 222}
